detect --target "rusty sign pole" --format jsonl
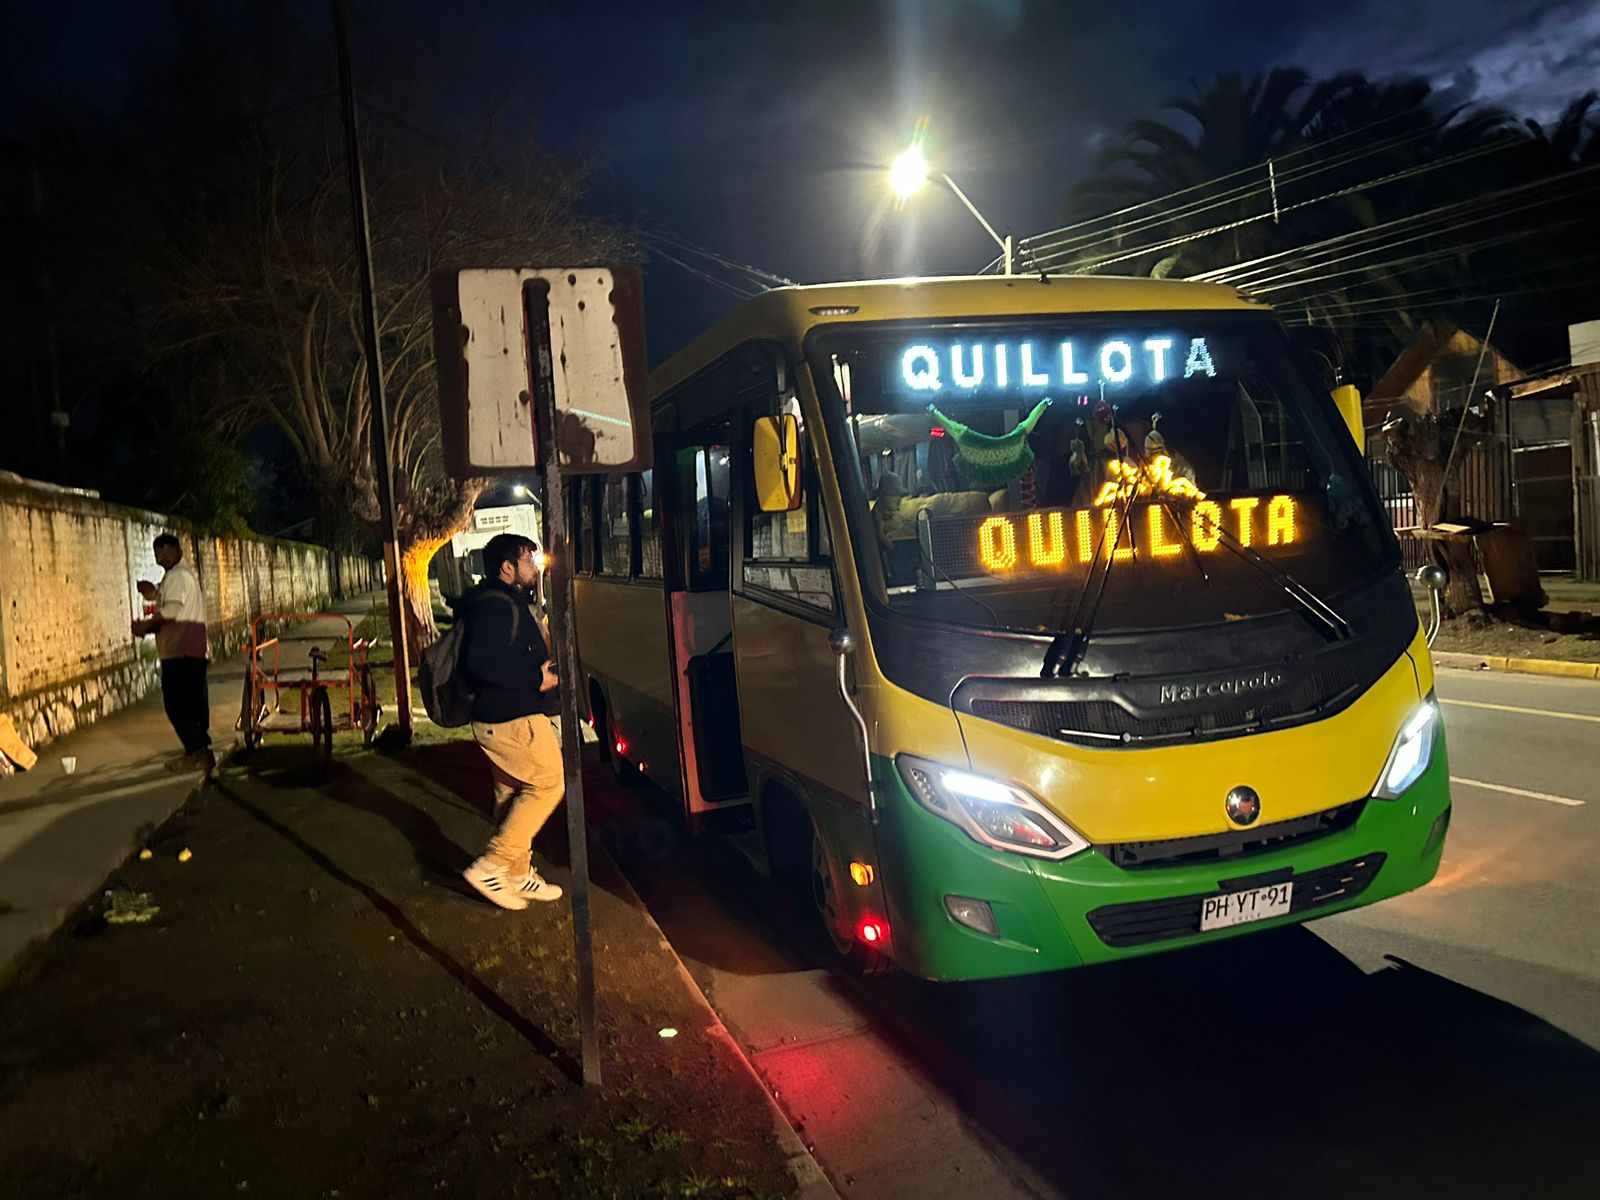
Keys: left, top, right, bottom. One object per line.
{"left": 332, "top": 0, "right": 413, "bottom": 739}
{"left": 525, "top": 281, "right": 601, "bottom": 1087}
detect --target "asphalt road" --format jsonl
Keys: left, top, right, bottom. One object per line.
{"left": 606, "top": 667, "right": 1600, "bottom": 1200}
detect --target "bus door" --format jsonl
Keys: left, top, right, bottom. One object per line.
{"left": 660, "top": 420, "right": 749, "bottom": 823}
{"left": 730, "top": 380, "right": 866, "bottom": 817}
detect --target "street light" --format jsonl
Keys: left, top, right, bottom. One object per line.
{"left": 889, "top": 142, "right": 1014, "bottom": 275}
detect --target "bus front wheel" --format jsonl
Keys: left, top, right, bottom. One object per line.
{"left": 810, "top": 826, "right": 895, "bottom": 978}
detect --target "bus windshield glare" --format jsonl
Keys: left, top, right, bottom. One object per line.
{"left": 813, "top": 314, "right": 1395, "bottom": 634}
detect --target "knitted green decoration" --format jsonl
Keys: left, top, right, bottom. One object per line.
{"left": 927, "top": 398, "right": 1052, "bottom": 487}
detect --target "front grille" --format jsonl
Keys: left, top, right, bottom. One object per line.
{"left": 1099, "top": 801, "right": 1366, "bottom": 869}
{"left": 1085, "top": 853, "right": 1386, "bottom": 948}
{"left": 970, "top": 656, "right": 1371, "bottom": 747}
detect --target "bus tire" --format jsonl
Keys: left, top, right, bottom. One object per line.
{"left": 761, "top": 784, "right": 812, "bottom": 908}
{"left": 589, "top": 681, "right": 636, "bottom": 784}
{"left": 809, "top": 818, "right": 895, "bottom": 979}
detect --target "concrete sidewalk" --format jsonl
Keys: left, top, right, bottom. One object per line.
{"left": 0, "top": 594, "right": 381, "bottom": 983}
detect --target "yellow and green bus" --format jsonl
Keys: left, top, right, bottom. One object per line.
{"left": 568, "top": 275, "right": 1449, "bottom": 980}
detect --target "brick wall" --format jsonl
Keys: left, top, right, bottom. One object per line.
{"left": 0, "top": 472, "right": 380, "bottom": 753}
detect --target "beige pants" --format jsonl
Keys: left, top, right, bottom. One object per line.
{"left": 471, "top": 715, "right": 565, "bottom": 872}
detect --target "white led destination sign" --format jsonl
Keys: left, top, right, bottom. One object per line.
{"left": 894, "top": 336, "right": 1217, "bottom": 396}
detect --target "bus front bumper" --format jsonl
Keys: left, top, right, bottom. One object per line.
{"left": 870, "top": 745, "right": 1451, "bottom": 982}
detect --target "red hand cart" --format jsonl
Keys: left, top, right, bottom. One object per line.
{"left": 237, "top": 613, "right": 381, "bottom": 769}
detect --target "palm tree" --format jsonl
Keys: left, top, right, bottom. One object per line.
{"left": 1054, "top": 69, "right": 1373, "bottom": 279}
{"left": 1524, "top": 91, "right": 1600, "bottom": 167}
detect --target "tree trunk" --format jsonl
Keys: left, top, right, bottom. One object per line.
{"left": 1385, "top": 410, "right": 1486, "bottom": 618}
{"left": 399, "top": 536, "right": 448, "bottom": 651}
{"left": 394, "top": 478, "right": 487, "bottom": 650}
{"left": 1433, "top": 537, "right": 1483, "bottom": 617}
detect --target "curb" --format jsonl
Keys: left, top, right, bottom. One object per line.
{"left": 0, "top": 746, "right": 230, "bottom": 989}
{"left": 1432, "top": 651, "right": 1600, "bottom": 681}
{"left": 599, "top": 843, "right": 842, "bottom": 1200}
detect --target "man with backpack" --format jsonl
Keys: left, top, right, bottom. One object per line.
{"left": 455, "top": 532, "right": 566, "bottom": 910}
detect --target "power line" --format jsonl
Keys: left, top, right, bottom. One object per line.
{"left": 641, "top": 241, "right": 763, "bottom": 301}
{"left": 1276, "top": 239, "right": 1600, "bottom": 316}
{"left": 1025, "top": 123, "right": 1450, "bottom": 268}
{"left": 1058, "top": 136, "right": 1541, "bottom": 277}
{"left": 1021, "top": 104, "right": 1449, "bottom": 261}
{"left": 1191, "top": 161, "right": 1600, "bottom": 288}
{"left": 639, "top": 228, "right": 794, "bottom": 289}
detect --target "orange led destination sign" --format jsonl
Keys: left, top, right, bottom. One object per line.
{"left": 972, "top": 493, "right": 1299, "bottom": 575}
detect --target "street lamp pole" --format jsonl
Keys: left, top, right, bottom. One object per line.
{"left": 889, "top": 144, "right": 1014, "bottom": 275}
{"left": 936, "top": 172, "right": 1014, "bottom": 276}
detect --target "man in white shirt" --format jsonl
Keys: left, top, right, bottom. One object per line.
{"left": 132, "top": 534, "right": 213, "bottom": 773}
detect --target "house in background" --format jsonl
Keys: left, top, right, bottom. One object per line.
{"left": 1361, "top": 317, "right": 1596, "bottom": 575}
{"left": 1491, "top": 320, "right": 1600, "bottom": 580}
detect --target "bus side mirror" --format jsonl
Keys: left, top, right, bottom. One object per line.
{"left": 753, "top": 413, "right": 803, "bottom": 512}
{"left": 1331, "top": 384, "right": 1365, "bottom": 454}
{"left": 432, "top": 266, "right": 652, "bottom": 476}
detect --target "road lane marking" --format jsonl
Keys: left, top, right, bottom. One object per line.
{"left": 1449, "top": 776, "right": 1586, "bottom": 807}
{"left": 1440, "top": 698, "right": 1600, "bottom": 725}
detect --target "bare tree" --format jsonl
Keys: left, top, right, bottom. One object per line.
{"left": 136, "top": 108, "right": 626, "bottom": 645}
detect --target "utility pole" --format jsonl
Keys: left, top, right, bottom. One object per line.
{"left": 332, "top": 0, "right": 413, "bottom": 739}
{"left": 524, "top": 281, "right": 601, "bottom": 1087}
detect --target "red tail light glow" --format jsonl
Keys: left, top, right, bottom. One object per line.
{"left": 858, "top": 919, "right": 886, "bottom": 945}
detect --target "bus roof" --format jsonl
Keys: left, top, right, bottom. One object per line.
{"left": 648, "top": 274, "right": 1264, "bottom": 397}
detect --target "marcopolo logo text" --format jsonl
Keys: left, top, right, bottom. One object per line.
{"left": 1157, "top": 669, "right": 1286, "bottom": 706}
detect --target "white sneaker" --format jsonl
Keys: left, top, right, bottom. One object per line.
{"left": 463, "top": 859, "right": 529, "bottom": 911}
{"left": 513, "top": 869, "right": 564, "bottom": 903}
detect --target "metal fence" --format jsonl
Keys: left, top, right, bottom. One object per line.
{"left": 1364, "top": 431, "right": 1518, "bottom": 574}
{"left": 1365, "top": 454, "right": 1425, "bottom": 571}
{"left": 1578, "top": 402, "right": 1600, "bottom": 581}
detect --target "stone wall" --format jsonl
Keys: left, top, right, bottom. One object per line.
{"left": 0, "top": 472, "right": 379, "bottom": 753}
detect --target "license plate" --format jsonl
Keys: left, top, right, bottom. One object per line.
{"left": 1200, "top": 881, "right": 1294, "bottom": 931}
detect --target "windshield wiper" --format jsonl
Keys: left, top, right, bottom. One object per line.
{"left": 1041, "top": 423, "right": 1141, "bottom": 679}
{"left": 1212, "top": 526, "right": 1352, "bottom": 641}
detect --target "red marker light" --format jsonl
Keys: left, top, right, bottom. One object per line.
{"left": 614, "top": 738, "right": 627, "bottom": 757}
{"left": 858, "top": 919, "right": 886, "bottom": 945}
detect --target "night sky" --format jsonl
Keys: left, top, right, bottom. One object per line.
{"left": 7, "top": 0, "right": 1599, "bottom": 358}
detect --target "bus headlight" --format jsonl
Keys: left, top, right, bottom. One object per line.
{"left": 897, "top": 755, "right": 1090, "bottom": 860}
{"left": 1373, "top": 696, "right": 1438, "bottom": 800}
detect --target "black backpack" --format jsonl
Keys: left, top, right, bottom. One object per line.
{"left": 419, "top": 590, "right": 518, "bottom": 728}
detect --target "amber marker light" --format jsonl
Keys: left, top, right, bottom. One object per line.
{"left": 849, "top": 861, "right": 876, "bottom": 886}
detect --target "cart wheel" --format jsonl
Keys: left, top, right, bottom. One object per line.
{"left": 309, "top": 686, "right": 334, "bottom": 771}
{"left": 358, "top": 665, "right": 379, "bottom": 748}
{"left": 239, "top": 675, "right": 261, "bottom": 751}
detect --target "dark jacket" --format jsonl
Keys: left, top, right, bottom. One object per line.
{"left": 458, "top": 580, "right": 559, "bottom": 723}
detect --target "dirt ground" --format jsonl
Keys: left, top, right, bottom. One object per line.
{"left": 1429, "top": 616, "right": 1600, "bottom": 662}
{"left": 0, "top": 735, "right": 797, "bottom": 1200}
{"left": 1413, "top": 577, "right": 1600, "bottom": 662}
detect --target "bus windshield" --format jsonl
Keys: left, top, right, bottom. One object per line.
{"left": 812, "top": 313, "right": 1396, "bottom": 635}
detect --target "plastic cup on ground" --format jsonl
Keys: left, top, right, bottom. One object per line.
{"left": 61, "top": 756, "right": 77, "bottom": 775}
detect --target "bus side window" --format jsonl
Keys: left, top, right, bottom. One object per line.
{"left": 744, "top": 402, "right": 837, "bottom": 614}
{"left": 573, "top": 477, "right": 595, "bottom": 576}
{"left": 637, "top": 469, "right": 663, "bottom": 580}
{"left": 682, "top": 441, "right": 731, "bottom": 591}
{"left": 600, "top": 475, "right": 631, "bottom": 577}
